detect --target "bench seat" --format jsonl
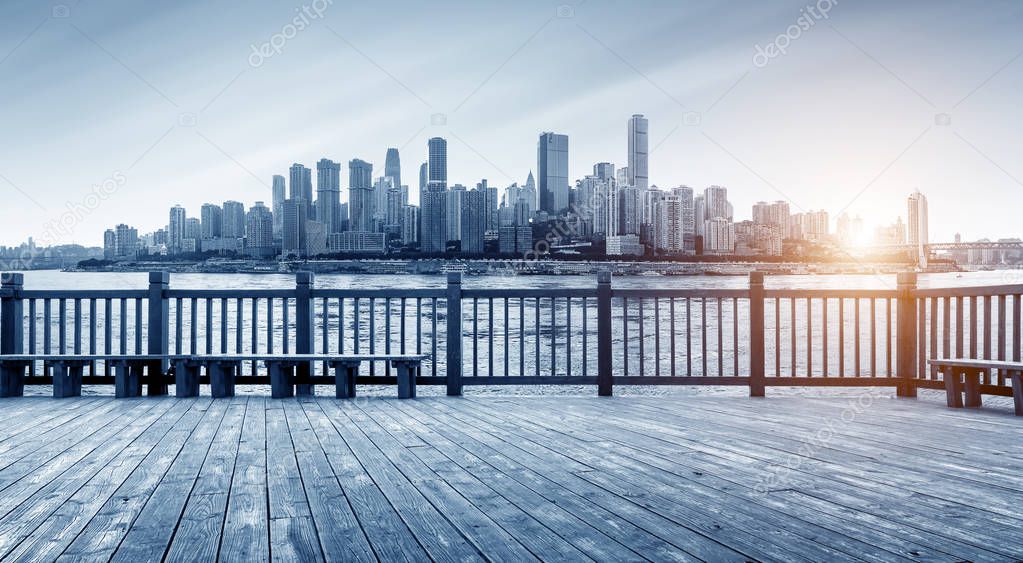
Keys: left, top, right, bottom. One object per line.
{"left": 0, "top": 354, "right": 426, "bottom": 400}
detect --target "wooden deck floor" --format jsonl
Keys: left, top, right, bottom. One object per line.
{"left": 0, "top": 393, "right": 1021, "bottom": 562}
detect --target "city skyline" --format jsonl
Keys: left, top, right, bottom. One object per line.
{"left": 3, "top": 0, "right": 1023, "bottom": 247}
{"left": 86, "top": 120, "right": 950, "bottom": 264}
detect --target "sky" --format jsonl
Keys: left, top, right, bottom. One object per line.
{"left": 1, "top": 0, "right": 1022, "bottom": 247}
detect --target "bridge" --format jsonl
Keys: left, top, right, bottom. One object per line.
{"left": 859, "top": 241, "right": 1023, "bottom": 252}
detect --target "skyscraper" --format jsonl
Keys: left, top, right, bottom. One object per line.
{"left": 627, "top": 114, "right": 649, "bottom": 205}
{"left": 460, "top": 188, "right": 487, "bottom": 254}
{"left": 908, "top": 190, "right": 929, "bottom": 266}
{"left": 537, "top": 132, "right": 569, "bottom": 214}
{"left": 703, "top": 186, "right": 731, "bottom": 221}
{"left": 245, "top": 201, "right": 274, "bottom": 257}
{"left": 200, "top": 203, "right": 222, "bottom": 239}
{"left": 427, "top": 138, "right": 447, "bottom": 189}
{"left": 316, "top": 158, "right": 342, "bottom": 233}
{"left": 272, "top": 175, "right": 286, "bottom": 239}
{"left": 289, "top": 163, "right": 313, "bottom": 218}
{"left": 384, "top": 148, "right": 401, "bottom": 188}
{"left": 222, "top": 201, "right": 246, "bottom": 238}
{"left": 907, "top": 190, "right": 928, "bottom": 246}
{"left": 447, "top": 185, "right": 466, "bottom": 243}
{"left": 420, "top": 186, "right": 447, "bottom": 253}
{"left": 374, "top": 176, "right": 395, "bottom": 230}
{"left": 281, "top": 199, "right": 307, "bottom": 258}
{"left": 401, "top": 205, "right": 420, "bottom": 246}
{"left": 168, "top": 205, "right": 186, "bottom": 255}
{"left": 348, "top": 159, "right": 374, "bottom": 232}
{"left": 674, "top": 186, "right": 695, "bottom": 253}
{"left": 419, "top": 162, "right": 428, "bottom": 193}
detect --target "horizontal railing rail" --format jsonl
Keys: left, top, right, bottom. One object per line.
{"left": 1, "top": 270, "right": 1020, "bottom": 397}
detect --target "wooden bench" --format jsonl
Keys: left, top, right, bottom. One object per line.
{"left": 0, "top": 355, "right": 168, "bottom": 398}
{"left": 929, "top": 358, "right": 1023, "bottom": 416}
{"left": 0, "top": 353, "right": 426, "bottom": 400}
{"left": 178, "top": 354, "right": 424, "bottom": 399}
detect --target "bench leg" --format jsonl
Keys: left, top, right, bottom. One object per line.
{"left": 174, "top": 361, "right": 200, "bottom": 398}
{"left": 210, "top": 363, "right": 236, "bottom": 398}
{"left": 333, "top": 362, "right": 358, "bottom": 399}
{"left": 944, "top": 368, "right": 963, "bottom": 408}
{"left": 296, "top": 361, "right": 315, "bottom": 397}
{"left": 51, "top": 361, "right": 82, "bottom": 398}
{"left": 269, "top": 363, "right": 294, "bottom": 399}
{"left": 114, "top": 362, "right": 142, "bottom": 398}
{"left": 0, "top": 363, "right": 25, "bottom": 397}
{"left": 396, "top": 361, "right": 415, "bottom": 399}
{"left": 964, "top": 369, "right": 983, "bottom": 408}
{"left": 147, "top": 360, "right": 168, "bottom": 396}
{"left": 1011, "top": 372, "right": 1023, "bottom": 417}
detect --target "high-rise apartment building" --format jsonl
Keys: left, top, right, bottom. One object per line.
{"left": 272, "top": 175, "right": 286, "bottom": 238}
{"left": 420, "top": 186, "right": 447, "bottom": 253}
{"left": 348, "top": 159, "right": 374, "bottom": 232}
{"left": 222, "top": 200, "right": 245, "bottom": 238}
{"left": 289, "top": 163, "right": 313, "bottom": 219}
{"left": 537, "top": 132, "right": 569, "bottom": 214}
{"left": 316, "top": 158, "right": 342, "bottom": 234}
{"left": 427, "top": 138, "right": 447, "bottom": 189}
{"left": 200, "top": 203, "right": 222, "bottom": 240}
{"left": 168, "top": 205, "right": 186, "bottom": 254}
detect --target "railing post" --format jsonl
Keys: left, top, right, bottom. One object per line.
{"left": 896, "top": 271, "right": 918, "bottom": 398}
{"left": 597, "top": 271, "right": 613, "bottom": 397}
{"left": 446, "top": 272, "right": 463, "bottom": 396}
{"left": 1, "top": 273, "right": 24, "bottom": 355}
{"left": 146, "top": 272, "right": 170, "bottom": 395}
{"left": 295, "top": 271, "right": 315, "bottom": 396}
{"left": 749, "top": 271, "right": 765, "bottom": 397}
{"left": 147, "top": 271, "right": 169, "bottom": 354}
{"left": 1, "top": 273, "right": 26, "bottom": 398}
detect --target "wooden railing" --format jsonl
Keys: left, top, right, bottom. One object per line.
{"left": 1, "top": 271, "right": 1021, "bottom": 397}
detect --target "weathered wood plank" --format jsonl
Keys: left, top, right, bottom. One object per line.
{"left": 6, "top": 399, "right": 201, "bottom": 562}
{"left": 163, "top": 397, "right": 247, "bottom": 562}
{"left": 283, "top": 399, "right": 374, "bottom": 562}
{"left": 57, "top": 399, "right": 215, "bottom": 562}
{"left": 315, "top": 400, "right": 483, "bottom": 561}
{"left": 219, "top": 396, "right": 270, "bottom": 563}
{"left": 0, "top": 399, "right": 178, "bottom": 558}
{"left": 299, "top": 400, "right": 429, "bottom": 562}
{"left": 265, "top": 402, "right": 323, "bottom": 562}
{"left": 110, "top": 399, "right": 231, "bottom": 562}
{"left": 373, "top": 399, "right": 644, "bottom": 561}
